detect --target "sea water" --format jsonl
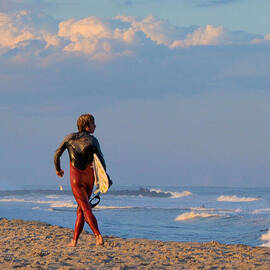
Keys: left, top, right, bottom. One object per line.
{"left": 1, "top": 185, "right": 270, "bottom": 247}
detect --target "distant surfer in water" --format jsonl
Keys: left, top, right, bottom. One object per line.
{"left": 54, "top": 113, "right": 106, "bottom": 247}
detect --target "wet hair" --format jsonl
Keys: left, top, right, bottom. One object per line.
{"left": 77, "top": 113, "right": 95, "bottom": 132}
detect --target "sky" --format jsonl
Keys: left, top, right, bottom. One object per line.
{"left": 0, "top": 0, "right": 270, "bottom": 188}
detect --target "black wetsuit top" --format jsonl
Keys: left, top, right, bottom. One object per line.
{"left": 54, "top": 131, "right": 106, "bottom": 171}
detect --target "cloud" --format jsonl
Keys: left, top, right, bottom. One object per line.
{"left": 171, "top": 25, "right": 262, "bottom": 48}
{"left": 58, "top": 17, "right": 135, "bottom": 59}
{"left": 171, "top": 25, "right": 228, "bottom": 47}
{"left": 0, "top": 10, "right": 59, "bottom": 55}
{"left": 0, "top": 10, "right": 265, "bottom": 62}
{"left": 251, "top": 34, "right": 270, "bottom": 44}
{"left": 0, "top": 10, "right": 269, "bottom": 103}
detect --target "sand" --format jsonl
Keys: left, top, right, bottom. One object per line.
{"left": 0, "top": 218, "right": 270, "bottom": 269}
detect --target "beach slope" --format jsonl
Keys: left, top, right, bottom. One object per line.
{"left": 0, "top": 218, "right": 270, "bottom": 269}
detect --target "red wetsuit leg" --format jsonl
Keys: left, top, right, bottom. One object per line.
{"left": 70, "top": 163, "right": 101, "bottom": 242}
{"left": 73, "top": 206, "right": 85, "bottom": 242}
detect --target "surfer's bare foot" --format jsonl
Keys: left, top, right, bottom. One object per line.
{"left": 95, "top": 235, "right": 104, "bottom": 246}
{"left": 67, "top": 239, "right": 77, "bottom": 247}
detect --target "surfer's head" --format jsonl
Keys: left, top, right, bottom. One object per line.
{"left": 77, "top": 113, "right": 95, "bottom": 133}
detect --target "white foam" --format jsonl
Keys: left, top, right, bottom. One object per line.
{"left": 0, "top": 198, "right": 26, "bottom": 202}
{"left": 46, "top": 195, "right": 60, "bottom": 199}
{"left": 0, "top": 197, "right": 133, "bottom": 210}
{"left": 171, "top": 191, "right": 192, "bottom": 198}
{"left": 95, "top": 205, "right": 134, "bottom": 210}
{"left": 260, "top": 230, "right": 270, "bottom": 247}
{"left": 150, "top": 188, "right": 166, "bottom": 193}
{"left": 190, "top": 207, "right": 241, "bottom": 214}
{"left": 252, "top": 208, "right": 270, "bottom": 214}
{"left": 217, "top": 195, "right": 260, "bottom": 202}
{"left": 191, "top": 207, "right": 215, "bottom": 211}
{"left": 175, "top": 211, "right": 220, "bottom": 221}
{"left": 150, "top": 188, "right": 192, "bottom": 198}
{"left": 49, "top": 202, "right": 77, "bottom": 208}
{"left": 0, "top": 198, "right": 74, "bottom": 206}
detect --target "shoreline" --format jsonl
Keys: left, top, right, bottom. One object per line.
{"left": 1, "top": 218, "right": 270, "bottom": 269}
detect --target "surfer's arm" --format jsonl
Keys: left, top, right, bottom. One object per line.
{"left": 92, "top": 137, "right": 106, "bottom": 171}
{"left": 54, "top": 133, "right": 74, "bottom": 172}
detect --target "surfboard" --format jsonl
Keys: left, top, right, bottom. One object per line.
{"left": 93, "top": 153, "right": 110, "bottom": 194}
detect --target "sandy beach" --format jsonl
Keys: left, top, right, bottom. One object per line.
{"left": 0, "top": 218, "right": 270, "bottom": 269}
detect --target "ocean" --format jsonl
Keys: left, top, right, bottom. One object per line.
{"left": 1, "top": 185, "right": 270, "bottom": 247}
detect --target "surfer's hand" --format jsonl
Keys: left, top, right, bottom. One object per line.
{"left": 56, "top": 170, "right": 64, "bottom": 177}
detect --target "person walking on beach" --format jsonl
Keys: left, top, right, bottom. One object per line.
{"left": 54, "top": 113, "right": 106, "bottom": 247}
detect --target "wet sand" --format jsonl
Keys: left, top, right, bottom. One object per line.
{"left": 0, "top": 218, "right": 270, "bottom": 269}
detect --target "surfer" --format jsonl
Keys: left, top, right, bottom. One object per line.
{"left": 54, "top": 113, "right": 106, "bottom": 247}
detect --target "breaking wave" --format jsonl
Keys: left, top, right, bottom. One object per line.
{"left": 0, "top": 198, "right": 62, "bottom": 204}
{"left": 0, "top": 198, "right": 76, "bottom": 208}
{"left": 49, "top": 202, "right": 77, "bottom": 208}
{"left": 46, "top": 195, "right": 60, "bottom": 199}
{"left": 217, "top": 195, "right": 261, "bottom": 202}
{"left": 175, "top": 211, "right": 221, "bottom": 221}
{"left": 260, "top": 230, "right": 270, "bottom": 247}
{"left": 149, "top": 188, "right": 192, "bottom": 198}
{"left": 95, "top": 205, "right": 134, "bottom": 210}
{"left": 108, "top": 187, "right": 192, "bottom": 198}
{"left": 191, "top": 207, "right": 242, "bottom": 213}
{"left": 253, "top": 208, "right": 270, "bottom": 214}
{"left": 49, "top": 205, "right": 134, "bottom": 212}
{"left": 0, "top": 198, "right": 26, "bottom": 202}
{"left": 0, "top": 188, "right": 192, "bottom": 198}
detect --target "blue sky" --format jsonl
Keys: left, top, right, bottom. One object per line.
{"left": 18, "top": 0, "right": 270, "bottom": 35}
{"left": 0, "top": 0, "right": 270, "bottom": 188}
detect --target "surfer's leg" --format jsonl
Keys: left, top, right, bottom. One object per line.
{"left": 68, "top": 206, "right": 85, "bottom": 247}
{"left": 76, "top": 198, "right": 101, "bottom": 236}
{"left": 70, "top": 163, "right": 103, "bottom": 244}
{"left": 74, "top": 197, "right": 104, "bottom": 245}
{"left": 85, "top": 165, "right": 104, "bottom": 245}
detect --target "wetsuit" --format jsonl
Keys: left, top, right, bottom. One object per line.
{"left": 54, "top": 131, "right": 106, "bottom": 240}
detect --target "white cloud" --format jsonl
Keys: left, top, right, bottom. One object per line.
{"left": 171, "top": 25, "right": 228, "bottom": 48}
{"left": 251, "top": 33, "right": 270, "bottom": 44}
{"left": 0, "top": 10, "right": 265, "bottom": 61}
{"left": 58, "top": 17, "right": 134, "bottom": 59}
{"left": 116, "top": 15, "right": 180, "bottom": 46}
{"left": 0, "top": 10, "right": 60, "bottom": 52}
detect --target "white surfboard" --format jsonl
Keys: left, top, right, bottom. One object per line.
{"left": 93, "top": 153, "right": 110, "bottom": 194}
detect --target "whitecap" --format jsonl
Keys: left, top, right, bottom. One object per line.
{"left": 150, "top": 188, "right": 192, "bottom": 198}
{"left": 217, "top": 195, "right": 261, "bottom": 202}
{"left": 170, "top": 191, "right": 192, "bottom": 198}
{"left": 175, "top": 211, "right": 221, "bottom": 221}
{"left": 95, "top": 205, "right": 134, "bottom": 210}
{"left": 0, "top": 198, "right": 26, "bottom": 202}
{"left": 49, "top": 202, "right": 77, "bottom": 208}
{"left": 46, "top": 195, "right": 60, "bottom": 199}
{"left": 0, "top": 198, "right": 74, "bottom": 206}
{"left": 260, "top": 229, "right": 270, "bottom": 247}
{"left": 190, "top": 207, "right": 241, "bottom": 214}
{"left": 252, "top": 208, "right": 270, "bottom": 214}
